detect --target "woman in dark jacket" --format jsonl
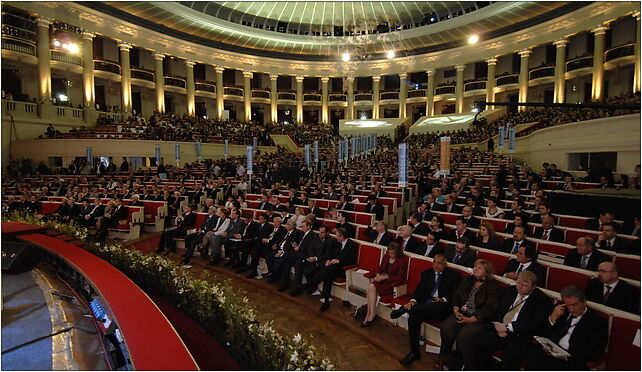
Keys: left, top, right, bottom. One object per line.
{"left": 439, "top": 258, "right": 501, "bottom": 370}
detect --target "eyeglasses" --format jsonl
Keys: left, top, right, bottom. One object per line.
{"left": 597, "top": 269, "right": 615, "bottom": 273}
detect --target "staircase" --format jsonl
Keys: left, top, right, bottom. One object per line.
{"left": 270, "top": 134, "right": 301, "bottom": 152}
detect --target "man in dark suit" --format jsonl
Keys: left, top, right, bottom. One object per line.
{"left": 290, "top": 225, "right": 337, "bottom": 295}
{"left": 525, "top": 286, "right": 608, "bottom": 370}
{"left": 373, "top": 184, "right": 388, "bottom": 198}
{"left": 82, "top": 199, "right": 106, "bottom": 228}
{"left": 502, "top": 245, "right": 546, "bottom": 287}
{"left": 236, "top": 213, "right": 273, "bottom": 273}
{"left": 531, "top": 202, "right": 553, "bottom": 225}
{"left": 96, "top": 198, "right": 128, "bottom": 241}
{"left": 267, "top": 219, "right": 302, "bottom": 283}
{"left": 277, "top": 220, "right": 320, "bottom": 292}
{"left": 224, "top": 213, "right": 255, "bottom": 267}
{"left": 444, "top": 237, "right": 476, "bottom": 267}
{"left": 595, "top": 222, "right": 632, "bottom": 254}
{"left": 563, "top": 236, "right": 610, "bottom": 271}
{"left": 245, "top": 216, "right": 287, "bottom": 278}
{"left": 586, "top": 262, "right": 639, "bottom": 314}
{"left": 504, "top": 199, "right": 530, "bottom": 224}
{"left": 395, "top": 254, "right": 462, "bottom": 365}
{"left": 207, "top": 209, "right": 244, "bottom": 265}
{"left": 442, "top": 194, "right": 462, "bottom": 214}
{"left": 364, "top": 221, "right": 391, "bottom": 246}
{"left": 473, "top": 271, "right": 552, "bottom": 370}
{"left": 502, "top": 225, "right": 531, "bottom": 254}
{"left": 365, "top": 195, "right": 385, "bottom": 221}
{"left": 408, "top": 212, "right": 429, "bottom": 236}
{"left": 292, "top": 228, "right": 357, "bottom": 312}
{"left": 307, "top": 199, "right": 323, "bottom": 218}
{"left": 335, "top": 195, "right": 353, "bottom": 211}
{"left": 257, "top": 194, "right": 273, "bottom": 211}
{"left": 411, "top": 232, "right": 443, "bottom": 257}
{"left": 396, "top": 225, "right": 420, "bottom": 253}
{"left": 533, "top": 216, "right": 565, "bottom": 243}
{"left": 461, "top": 206, "right": 481, "bottom": 229}
{"left": 447, "top": 217, "right": 476, "bottom": 243}
{"left": 156, "top": 204, "right": 197, "bottom": 254}
{"left": 181, "top": 206, "right": 219, "bottom": 265}
{"left": 585, "top": 210, "right": 615, "bottom": 231}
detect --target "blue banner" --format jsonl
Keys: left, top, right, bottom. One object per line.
{"left": 253, "top": 136, "right": 258, "bottom": 154}
{"left": 175, "top": 143, "right": 181, "bottom": 162}
{"left": 155, "top": 145, "right": 161, "bottom": 164}
{"left": 498, "top": 126, "right": 505, "bottom": 149}
{"left": 344, "top": 138, "right": 349, "bottom": 161}
{"left": 398, "top": 143, "right": 408, "bottom": 187}
{"left": 508, "top": 127, "right": 516, "bottom": 153}
{"left": 351, "top": 137, "right": 356, "bottom": 158}
{"left": 86, "top": 147, "right": 92, "bottom": 163}
{"left": 195, "top": 140, "right": 202, "bottom": 159}
{"left": 246, "top": 146, "right": 253, "bottom": 175}
{"left": 224, "top": 139, "right": 229, "bottom": 158}
{"left": 338, "top": 140, "right": 344, "bottom": 162}
{"left": 304, "top": 144, "right": 311, "bottom": 168}
{"left": 313, "top": 140, "right": 319, "bottom": 163}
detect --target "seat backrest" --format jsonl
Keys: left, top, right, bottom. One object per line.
{"left": 406, "top": 256, "right": 433, "bottom": 294}
{"left": 606, "top": 314, "right": 641, "bottom": 370}
{"left": 193, "top": 212, "right": 208, "bottom": 228}
{"left": 357, "top": 243, "right": 384, "bottom": 273}
{"left": 40, "top": 201, "right": 62, "bottom": 215}
{"left": 142, "top": 201, "right": 166, "bottom": 217}
{"left": 613, "top": 255, "right": 641, "bottom": 281}
{"left": 482, "top": 217, "right": 508, "bottom": 233}
{"left": 546, "top": 266, "right": 592, "bottom": 292}
{"left": 564, "top": 227, "right": 599, "bottom": 246}
{"left": 534, "top": 240, "right": 573, "bottom": 257}
{"left": 476, "top": 249, "right": 510, "bottom": 275}
{"left": 556, "top": 214, "right": 590, "bottom": 229}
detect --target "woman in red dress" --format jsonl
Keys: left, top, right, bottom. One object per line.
{"left": 358, "top": 242, "right": 409, "bottom": 327}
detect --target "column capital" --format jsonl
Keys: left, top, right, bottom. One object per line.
{"left": 346, "top": 76, "right": 355, "bottom": 82}
{"left": 591, "top": 25, "right": 609, "bottom": 35}
{"left": 243, "top": 70, "right": 254, "bottom": 79}
{"left": 553, "top": 38, "right": 568, "bottom": 48}
{"left": 81, "top": 31, "right": 95, "bottom": 40}
{"left": 295, "top": 75, "right": 304, "bottom": 82}
{"left": 36, "top": 16, "right": 52, "bottom": 28}
{"left": 372, "top": 75, "right": 381, "bottom": 82}
{"left": 270, "top": 73, "right": 279, "bottom": 81}
{"left": 633, "top": 10, "right": 641, "bottom": 21}
{"left": 185, "top": 60, "right": 196, "bottom": 68}
{"left": 426, "top": 69, "right": 434, "bottom": 76}
{"left": 455, "top": 64, "right": 466, "bottom": 71}
{"left": 321, "top": 76, "right": 330, "bottom": 83}
{"left": 485, "top": 58, "right": 497, "bottom": 65}
{"left": 215, "top": 66, "right": 225, "bottom": 74}
{"left": 399, "top": 72, "right": 408, "bottom": 80}
{"left": 153, "top": 52, "right": 166, "bottom": 61}
{"left": 518, "top": 49, "right": 532, "bottom": 57}
{"left": 118, "top": 42, "right": 132, "bottom": 52}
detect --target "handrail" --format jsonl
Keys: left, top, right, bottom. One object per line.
{"left": 131, "top": 68, "right": 155, "bottom": 82}
{"left": 1, "top": 36, "right": 36, "bottom": 55}
{"left": 605, "top": 43, "right": 635, "bottom": 62}
{"left": 51, "top": 50, "right": 82, "bottom": 66}
{"left": 94, "top": 59, "right": 121, "bottom": 75}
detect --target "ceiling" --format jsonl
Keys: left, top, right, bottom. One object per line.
{"left": 81, "top": 1, "right": 591, "bottom": 61}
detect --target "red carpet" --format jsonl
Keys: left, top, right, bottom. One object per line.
{"left": 130, "top": 234, "right": 161, "bottom": 254}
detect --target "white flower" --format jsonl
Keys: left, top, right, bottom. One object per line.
{"left": 293, "top": 333, "right": 302, "bottom": 343}
{"left": 290, "top": 351, "right": 299, "bottom": 363}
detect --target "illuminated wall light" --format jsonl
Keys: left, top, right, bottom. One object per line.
{"left": 58, "top": 94, "right": 69, "bottom": 102}
{"left": 62, "top": 43, "right": 68, "bottom": 49}
{"left": 342, "top": 53, "right": 350, "bottom": 62}
{"left": 386, "top": 50, "right": 395, "bottom": 59}
{"left": 52, "top": 40, "right": 60, "bottom": 47}
{"left": 68, "top": 43, "right": 79, "bottom": 54}
{"left": 468, "top": 35, "right": 479, "bottom": 44}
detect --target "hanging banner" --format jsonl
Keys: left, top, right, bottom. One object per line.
{"left": 85, "top": 147, "right": 92, "bottom": 163}
{"left": 338, "top": 140, "right": 344, "bottom": 163}
{"left": 440, "top": 136, "right": 451, "bottom": 176}
{"left": 508, "top": 127, "right": 516, "bottom": 154}
{"left": 155, "top": 144, "right": 161, "bottom": 164}
{"left": 343, "top": 138, "right": 349, "bottom": 162}
{"left": 313, "top": 140, "right": 319, "bottom": 163}
{"left": 224, "top": 139, "right": 229, "bottom": 159}
{"left": 195, "top": 140, "right": 202, "bottom": 160}
{"left": 398, "top": 143, "right": 408, "bottom": 188}
{"left": 246, "top": 146, "right": 253, "bottom": 175}
{"left": 498, "top": 126, "right": 505, "bottom": 149}
{"left": 253, "top": 136, "right": 258, "bottom": 154}
{"left": 304, "top": 144, "right": 311, "bottom": 168}
{"left": 175, "top": 143, "right": 181, "bottom": 164}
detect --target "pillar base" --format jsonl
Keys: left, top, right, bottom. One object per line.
{"left": 83, "top": 108, "right": 99, "bottom": 126}
{"left": 38, "top": 103, "right": 56, "bottom": 121}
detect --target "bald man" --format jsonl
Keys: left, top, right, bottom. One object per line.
{"left": 533, "top": 215, "right": 564, "bottom": 243}
{"left": 396, "top": 224, "right": 420, "bottom": 253}
{"left": 585, "top": 262, "right": 639, "bottom": 314}
{"left": 563, "top": 236, "right": 610, "bottom": 271}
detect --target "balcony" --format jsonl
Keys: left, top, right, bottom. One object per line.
{"left": 354, "top": 93, "right": 373, "bottom": 101}
{"left": 165, "top": 76, "right": 186, "bottom": 88}
{"left": 407, "top": 89, "right": 426, "bottom": 98}
{"left": 1, "top": 24, "right": 36, "bottom": 42}
{"left": 495, "top": 74, "right": 519, "bottom": 87}
{"left": 278, "top": 92, "right": 296, "bottom": 100}
{"left": 529, "top": 66, "right": 555, "bottom": 80}
{"left": 131, "top": 68, "right": 155, "bottom": 82}
{"left": 94, "top": 59, "right": 121, "bottom": 75}
{"left": 566, "top": 56, "right": 593, "bottom": 72}
{"left": 3, "top": 99, "right": 38, "bottom": 119}
{"left": 1, "top": 37, "right": 35, "bottom": 56}
{"left": 51, "top": 50, "right": 81, "bottom": 66}
{"left": 303, "top": 93, "right": 321, "bottom": 101}
{"left": 328, "top": 93, "right": 347, "bottom": 102}
{"left": 435, "top": 85, "right": 455, "bottom": 95}
{"left": 223, "top": 86, "right": 243, "bottom": 96}
{"left": 251, "top": 90, "right": 269, "bottom": 99}
{"left": 56, "top": 106, "right": 83, "bottom": 120}
{"left": 605, "top": 44, "right": 635, "bottom": 63}
{"left": 464, "top": 80, "right": 486, "bottom": 92}
{"left": 195, "top": 81, "right": 216, "bottom": 93}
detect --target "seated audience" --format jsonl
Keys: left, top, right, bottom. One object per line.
{"left": 444, "top": 237, "right": 476, "bottom": 268}
{"left": 563, "top": 236, "right": 610, "bottom": 271}
{"left": 585, "top": 262, "right": 639, "bottom": 314}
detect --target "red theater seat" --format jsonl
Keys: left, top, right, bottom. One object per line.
{"left": 545, "top": 266, "right": 592, "bottom": 292}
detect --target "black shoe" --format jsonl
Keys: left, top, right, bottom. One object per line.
{"left": 277, "top": 284, "right": 290, "bottom": 292}
{"left": 319, "top": 300, "right": 330, "bottom": 313}
{"left": 390, "top": 307, "right": 407, "bottom": 319}
{"left": 360, "top": 317, "right": 377, "bottom": 328}
{"left": 353, "top": 305, "right": 367, "bottom": 322}
{"left": 180, "top": 259, "right": 190, "bottom": 266}
{"left": 399, "top": 352, "right": 420, "bottom": 366}
{"left": 290, "top": 287, "right": 304, "bottom": 297}
{"left": 155, "top": 248, "right": 164, "bottom": 254}
{"left": 263, "top": 272, "right": 273, "bottom": 278}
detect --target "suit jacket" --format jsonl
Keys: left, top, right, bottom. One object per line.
{"left": 546, "top": 308, "right": 608, "bottom": 367}
{"left": 447, "top": 228, "right": 476, "bottom": 243}
{"left": 585, "top": 218, "right": 603, "bottom": 231}
{"left": 452, "top": 275, "right": 501, "bottom": 322}
{"left": 177, "top": 212, "right": 197, "bottom": 230}
{"left": 411, "top": 267, "right": 461, "bottom": 304}
{"left": 502, "top": 259, "right": 546, "bottom": 287}
{"left": 314, "top": 236, "right": 338, "bottom": 264}
{"left": 292, "top": 230, "right": 319, "bottom": 257}
{"left": 364, "top": 226, "right": 391, "bottom": 246}
{"left": 413, "top": 243, "right": 444, "bottom": 257}
{"left": 336, "top": 202, "right": 353, "bottom": 211}
{"left": 585, "top": 278, "right": 639, "bottom": 314}
{"left": 377, "top": 253, "right": 409, "bottom": 284}
{"left": 309, "top": 206, "right": 323, "bottom": 218}
{"left": 462, "top": 216, "right": 481, "bottom": 229}
{"left": 501, "top": 239, "right": 531, "bottom": 254}
{"left": 257, "top": 201, "right": 273, "bottom": 210}
{"left": 275, "top": 229, "right": 302, "bottom": 252}
{"left": 444, "top": 204, "right": 462, "bottom": 214}
{"left": 598, "top": 237, "right": 632, "bottom": 254}
{"left": 225, "top": 218, "right": 246, "bottom": 238}
{"left": 396, "top": 236, "right": 420, "bottom": 254}
{"left": 563, "top": 249, "right": 610, "bottom": 271}
{"left": 240, "top": 221, "right": 260, "bottom": 240}
{"left": 326, "top": 238, "right": 358, "bottom": 269}
{"left": 494, "top": 286, "right": 552, "bottom": 336}
{"left": 254, "top": 222, "right": 274, "bottom": 241}
{"left": 365, "top": 203, "right": 385, "bottom": 221}
{"left": 412, "top": 223, "right": 430, "bottom": 236}
{"left": 198, "top": 214, "right": 219, "bottom": 232}
{"left": 533, "top": 226, "right": 565, "bottom": 243}
{"left": 267, "top": 226, "right": 287, "bottom": 247}
{"left": 444, "top": 245, "right": 476, "bottom": 267}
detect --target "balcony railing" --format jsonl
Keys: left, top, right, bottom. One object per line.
{"left": 495, "top": 74, "right": 519, "bottom": 86}
{"left": 354, "top": 93, "right": 373, "bottom": 101}
{"left": 94, "top": 59, "right": 121, "bottom": 75}
{"left": 131, "top": 68, "right": 155, "bottom": 82}
{"left": 251, "top": 90, "right": 269, "bottom": 98}
{"left": 3, "top": 99, "right": 38, "bottom": 117}
{"left": 165, "top": 76, "right": 186, "bottom": 88}
{"left": 329, "top": 94, "right": 347, "bottom": 102}
{"left": 277, "top": 92, "right": 296, "bottom": 100}
{"left": 224, "top": 87, "right": 243, "bottom": 96}
{"left": 464, "top": 81, "right": 486, "bottom": 92}
{"left": 56, "top": 107, "right": 83, "bottom": 120}
{"left": 529, "top": 66, "right": 555, "bottom": 80}
{"left": 303, "top": 93, "right": 321, "bottom": 101}
{"left": 605, "top": 44, "right": 635, "bottom": 62}
{"left": 407, "top": 89, "right": 426, "bottom": 98}
{"left": 195, "top": 82, "right": 216, "bottom": 93}
{"left": 566, "top": 56, "right": 593, "bottom": 72}
{"left": 1, "top": 24, "right": 36, "bottom": 42}
{"left": 51, "top": 50, "right": 81, "bottom": 66}
{"left": 380, "top": 92, "right": 399, "bottom": 100}
{"left": 1, "top": 36, "right": 35, "bottom": 55}
{"left": 435, "top": 85, "right": 455, "bottom": 95}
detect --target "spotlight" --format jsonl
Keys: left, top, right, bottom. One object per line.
{"left": 53, "top": 40, "right": 60, "bottom": 47}
{"left": 386, "top": 50, "right": 395, "bottom": 59}
{"left": 342, "top": 53, "right": 350, "bottom": 62}
{"left": 58, "top": 94, "right": 69, "bottom": 102}
{"left": 68, "top": 43, "right": 79, "bottom": 54}
{"left": 360, "top": 115, "right": 367, "bottom": 120}
{"left": 468, "top": 35, "right": 479, "bottom": 44}
{"left": 62, "top": 43, "right": 68, "bottom": 49}
{"left": 471, "top": 107, "right": 480, "bottom": 113}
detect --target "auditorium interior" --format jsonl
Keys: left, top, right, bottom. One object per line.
{"left": 2, "top": 1, "right": 642, "bottom": 370}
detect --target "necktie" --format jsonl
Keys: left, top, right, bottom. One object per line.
{"left": 554, "top": 315, "right": 576, "bottom": 343}
{"left": 425, "top": 245, "right": 434, "bottom": 257}
{"left": 542, "top": 229, "right": 549, "bottom": 240}
{"left": 517, "top": 264, "right": 524, "bottom": 273}
{"left": 430, "top": 273, "right": 442, "bottom": 299}
{"left": 375, "top": 234, "right": 381, "bottom": 244}
{"left": 580, "top": 255, "right": 589, "bottom": 269}
{"left": 512, "top": 242, "right": 520, "bottom": 254}
{"left": 603, "top": 285, "right": 612, "bottom": 303}
{"left": 280, "top": 232, "right": 291, "bottom": 250}
{"left": 453, "top": 254, "right": 461, "bottom": 263}
{"left": 402, "top": 239, "right": 407, "bottom": 250}
{"left": 502, "top": 294, "right": 525, "bottom": 324}
{"left": 606, "top": 240, "right": 612, "bottom": 249}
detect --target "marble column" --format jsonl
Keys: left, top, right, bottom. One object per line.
{"left": 426, "top": 69, "right": 435, "bottom": 116}
{"left": 270, "top": 73, "right": 278, "bottom": 123}
{"left": 554, "top": 39, "right": 568, "bottom": 103}
{"left": 518, "top": 49, "right": 531, "bottom": 111}
{"left": 36, "top": 17, "right": 52, "bottom": 107}
{"left": 321, "top": 76, "right": 329, "bottom": 124}
{"left": 118, "top": 42, "right": 132, "bottom": 116}
{"left": 186, "top": 60, "right": 195, "bottom": 116}
{"left": 591, "top": 25, "right": 608, "bottom": 101}
{"left": 81, "top": 31, "right": 95, "bottom": 109}
{"left": 296, "top": 75, "right": 304, "bottom": 124}
{"left": 455, "top": 65, "right": 465, "bottom": 113}
{"left": 372, "top": 75, "right": 381, "bottom": 119}
{"left": 215, "top": 66, "right": 224, "bottom": 119}
{"left": 634, "top": 11, "right": 641, "bottom": 93}
{"left": 243, "top": 70, "right": 253, "bottom": 121}
{"left": 399, "top": 73, "right": 408, "bottom": 117}
{"left": 485, "top": 59, "right": 497, "bottom": 109}
{"left": 154, "top": 53, "right": 165, "bottom": 113}
{"left": 346, "top": 76, "right": 354, "bottom": 120}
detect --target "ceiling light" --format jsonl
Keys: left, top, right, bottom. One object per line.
{"left": 468, "top": 35, "right": 479, "bottom": 44}
{"left": 342, "top": 53, "right": 350, "bottom": 62}
{"left": 386, "top": 50, "right": 395, "bottom": 59}
{"left": 360, "top": 115, "right": 367, "bottom": 120}
{"left": 61, "top": 43, "right": 68, "bottom": 49}
{"left": 53, "top": 40, "right": 60, "bottom": 47}
{"left": 68, "top": 43, "right": 79, "bottom": 54}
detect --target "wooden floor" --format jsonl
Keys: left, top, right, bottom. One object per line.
{"left": 166, "top": 254, "right": 440, "bottom": 370}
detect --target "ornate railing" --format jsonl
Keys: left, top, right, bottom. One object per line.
{"left": 165, "top": 76, "right": 186, "bottom": 88}
{"left": 277, "top": 92, "right": 296, "bottom": 100}
{"left": 464, "top": 81, "right": 486, "bottom": 91}
{"left": 495, "top": 74, "right": 519, "bottom": 86}
{"left": 328, "top": 94, "right": 347, "bottom": 102}
{"left": 435, "top": 85, "right": 455, "bottom": 95}
{"left": 566, "top": 56, "right": 593, "bottom": 72}
{"left": 1, "top": 36, "right": 35, "bottom": 55}
{"left": 1, "top": 24, "right": 35, "bottom": 42}
{"left": 605, "top": 44, "right": 635, "bottom": 62}
{"left": 195, "top": 82, "right": 216, "bottom": 93}
{"left": 407, "top": 89, "right": 426, "bottom": 98}
{"left": 131, "top": 68, "right": 155, "bottom": 82}
{"left": 380, "top": 92, "right": 399, "bottom": 100}
{"left": 51, "top": 50, "right": 81, "bottom": 66}
{"left": 529, "top": 66, "right": 555, "bottom": 80}
{"left": 303, "top": 93, "right": 321, "bottom": 101}
{"left": 224, "top": 87, "right": 243, "bottom": 96}
{"left": 354, "top": 93, "right": 373, "bottom": 101}
{"left": 94, "top": 59, "right": 121, "bottom": 75}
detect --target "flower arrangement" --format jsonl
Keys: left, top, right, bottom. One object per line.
{"left": 2, "top": 211, "right": 87, "bottom": 240}
{"left": 3, "top": 213, "right": 334, "bottom": 370}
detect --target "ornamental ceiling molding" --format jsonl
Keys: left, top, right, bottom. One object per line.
{"left": 18, "top": 1, "right": 640, "bottom": 77}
